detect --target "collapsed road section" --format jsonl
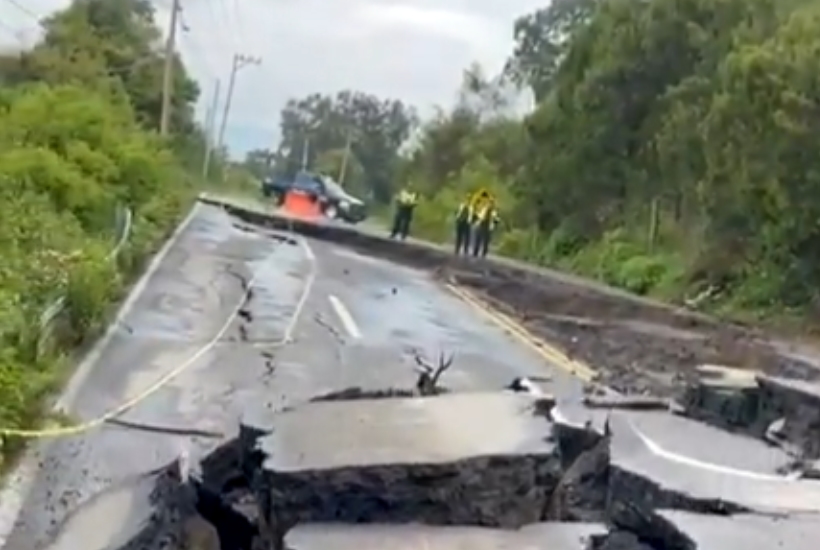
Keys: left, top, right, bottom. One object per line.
{"left": 11, "top": 198, "right": 820, "bottom": 549}
{"left": 40, "top": 386, "right": 820, "bottom": 550}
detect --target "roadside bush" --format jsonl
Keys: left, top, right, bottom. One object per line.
{"left": 0, "top": 85, "right": 191, "bottom": 465}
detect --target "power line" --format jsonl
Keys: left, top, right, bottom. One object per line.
{"left": 4, "top": 0, "right": 40, "bottom": 22}
{"left": 177, "top": 10, "right": 220, "bottom": 81}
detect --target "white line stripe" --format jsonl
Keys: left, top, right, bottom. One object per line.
{"left": 630, "top": 423, "right": 800, "bottom": 481}
{"left": 303, "top": 239, "right": 316, "bottom": 261}
{"left": 328, "top": 295, "right": 362, "bottom": 339}
{"left": 550, "top": 406, "right": 800, "bottom": 481}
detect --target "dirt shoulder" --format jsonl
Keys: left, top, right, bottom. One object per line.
{"left": 205, "top": 198, "right": 820, "bottom": 397}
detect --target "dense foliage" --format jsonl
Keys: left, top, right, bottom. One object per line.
{"left": 276, "top": 0, "right": 820, "bottom": 325}
{"left": 0, "top": 0, "right": 233, "bottom": 463}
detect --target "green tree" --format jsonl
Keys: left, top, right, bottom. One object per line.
{"left": 274, "top": 90, "right": 417, "bottom": 201}
{"left": 504, "top": 0, "right": 597, "bottom": 101}
{"left": 398, "top": 0, "right": 820, "bottom": 323}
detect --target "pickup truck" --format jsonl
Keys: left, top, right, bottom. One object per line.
{"left": 261, "top": 171, "right": 368, "bottom": 224}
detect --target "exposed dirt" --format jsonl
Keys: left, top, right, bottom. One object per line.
{"left": 458, "top": 269, "right": 820, "bottom": 396}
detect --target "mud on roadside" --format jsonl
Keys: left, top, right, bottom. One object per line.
{"left": 454, "top": 268, "right": 820, "bottom": 396}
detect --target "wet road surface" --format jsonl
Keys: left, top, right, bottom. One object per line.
{"left": 0, "top": 203, "right": 576, "bottom": 550}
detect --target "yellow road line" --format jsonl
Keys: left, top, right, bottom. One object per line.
{"left": 445, "top": 283, "right": 598, "bottom": 382}
{"left": 0, "top": 237, "right": 317, "bottom": 439}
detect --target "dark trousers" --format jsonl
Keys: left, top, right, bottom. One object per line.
{"left": 454, "top": 221, "right": 471, "bottom": 254}
{"left": 390, "top": 205, "right": 414, "bottom": 239}
{"left": 472, "top": 223, "right": 492, "bottom": 257}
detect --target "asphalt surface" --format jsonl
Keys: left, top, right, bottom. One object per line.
{"left": 6, "top": 201, "right": 817, "bottom": 549}
{"left": 0, "top": 203, "right": 580, "bottom": 550}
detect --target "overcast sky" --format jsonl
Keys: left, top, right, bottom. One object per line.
{"left": 0, "top": 0, "right": 543, "bottom": 157}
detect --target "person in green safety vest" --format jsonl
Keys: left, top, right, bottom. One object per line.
{"left": 390, "top": 187, "right": 419, "bottom": 239}
{"left": 472, "top": 199, "right": 500, "bottom": 258}
{"left": 454, "top": 193, "right": 474, "bottom": 255}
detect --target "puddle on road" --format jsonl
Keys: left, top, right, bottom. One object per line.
{"left": 44, "top": 475, "right": 154, "bottom": 550}
{"left": 327, "top": 268, "right": 581, "bottom": 393}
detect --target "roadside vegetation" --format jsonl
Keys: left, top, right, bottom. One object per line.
{"left": 0, "top": 0, "right": 243, "bottom": 466}
{"left": 250, "top": 0, "right": 820, "bottom": 330}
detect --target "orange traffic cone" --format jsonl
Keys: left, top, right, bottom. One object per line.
{"left": 282, "top": 190, "right": 321, "bottom": 220}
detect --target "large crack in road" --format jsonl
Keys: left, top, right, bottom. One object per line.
{"left": 3, "top": 200, "right": 820, "bottom": 549}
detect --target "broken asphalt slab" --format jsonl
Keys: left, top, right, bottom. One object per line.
{"left": 285, "top": 522, "right": 605, "bottom": 550}
{"left": 37, "top": 390, "right": 820, "bottom": 550}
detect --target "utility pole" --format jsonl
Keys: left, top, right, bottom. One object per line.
{"left": 216, "top": 53, "right": 262, "bottom": 152}
{"left": 159, "top": 0, "right": 181, "bottom": 136}
{"left": 201, "top": 79, "right": 221, "bottom": 179}
{"left": 300, "top": 136, "right": 310, "bottom": 172}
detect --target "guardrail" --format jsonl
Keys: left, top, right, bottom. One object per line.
{"left": 36, "top": 204, "right": 133, "bottom": 358}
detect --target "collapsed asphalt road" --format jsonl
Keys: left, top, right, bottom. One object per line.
{"left": 4, "top": 199, "right": 820, "bottom": 550}
{"left": 0, "top": 202, "right": 584, "bottom": 550}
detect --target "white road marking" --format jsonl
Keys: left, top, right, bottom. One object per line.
{"left": 328, "top": 295, "right": 362, "bottom": 339}
{"left": 0, "top": 206, "right": 318, "bottom": 547}
{"left": 304, "top": 240, "right": 316, "bottom": 261}
{"left": 630, "top": 424, "right": 800, "bottom": 481}
{"left": 549, "top": 405, "right": 801, "bottom": 481}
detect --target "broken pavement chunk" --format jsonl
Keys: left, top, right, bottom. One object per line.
{"left": 680, "top": 364, "right": 820, "bottom": 459}
{"left": 253, "top": 392, "right": 563, "bottom": 542}
{"left": 43, "top": 458, "right": 196, "bottom": 550}
{"left": 261, "top": 392, "right": 553, "bottom": 471}
{"left": 656, "top": 510, "right": 820, "bottom": 550}
{"left": 607, "top": 411, "right": 820, "bottom": 514}
{"left": 285, "top": 522, "right": 606, "bottom": 550}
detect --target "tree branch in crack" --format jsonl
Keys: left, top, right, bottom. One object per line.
{"left": 413, "top": 350, "right": 454, "bottom": 396}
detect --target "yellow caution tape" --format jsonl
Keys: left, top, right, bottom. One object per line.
{"left": 446, "top": 283, "right": 598, "bottom": 382}
{"left": 0, "top": 236, "right": 317, "bottom": 439}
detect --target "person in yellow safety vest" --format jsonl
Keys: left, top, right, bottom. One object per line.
{"left": 454, "top": 193, "right": 474, "bottom": 255}
{"left": 390, "top": 187, "right": 419, "bottom": 240}
{"left": 472, "top": 199, "right": 500, "bottom": 258}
